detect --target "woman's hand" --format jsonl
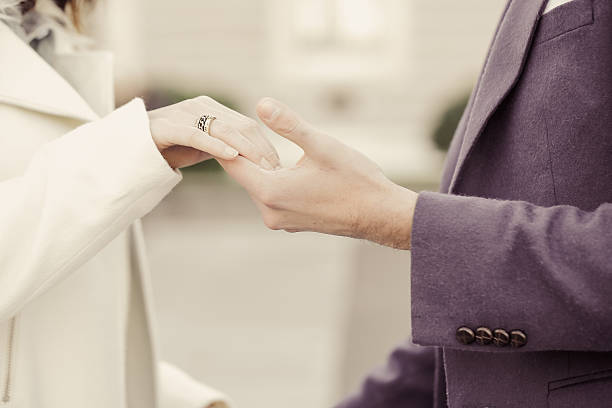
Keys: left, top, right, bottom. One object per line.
{"left": 148, "top": 96, "right": 280, "bottom": 169}
{"left": 219, "top": 98, "right": 418, "bottom": 249}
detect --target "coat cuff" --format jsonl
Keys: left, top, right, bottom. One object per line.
{"left": 158, "top": 362, "right": 231, "bottom": 408}
{"left": 92, "top": 97, "right": 182, "bottom": 212}
{"left": 410, "top": 190, "right": 612, "bottom": 352}
{"left": 410, "top": 191, "right": 496, "bottom": 349}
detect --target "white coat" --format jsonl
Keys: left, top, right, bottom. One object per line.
{"left": 0, "top": 21, "right": 229, "bottom": 408}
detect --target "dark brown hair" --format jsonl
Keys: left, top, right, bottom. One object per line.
{"left": 20, "top": 0, "right": 93, "bottom": 28}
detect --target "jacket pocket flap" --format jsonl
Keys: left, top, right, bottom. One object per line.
{"left": 549, "top": 369, "right": 612, "bottom": 392}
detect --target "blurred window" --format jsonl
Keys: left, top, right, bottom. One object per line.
{"left": 293, "top": 0, "right": 384, "bottom": 47}
{"left": 272, "top": 0, "right": 407, "bottom": 81}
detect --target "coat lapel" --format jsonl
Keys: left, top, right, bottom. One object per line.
{"left": 448, "top": 0, "right": 548, "bottom": 192}
{"left": 0, "top": 22, "right": 98, "bottom": 122}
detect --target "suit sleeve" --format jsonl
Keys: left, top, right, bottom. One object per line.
{"left": 411, "top": 191, "right": 612, "bottom": 351}
{"left": 158, "top": 362, "right": 231, "bottom": 408}
{"left": 0, "top": 98, "right": 181, "bottom": 321}
{"left": 335, "top": 343, "right": 438, "bottom": 408}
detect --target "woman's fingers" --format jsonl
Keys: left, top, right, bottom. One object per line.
{"left": 208, "top": 119, "right": 274, "bottom": 170}
{"left": 217, "top": 155, "right": 267, "bottom": 196}
{"left": 151, "top": 118, "right": 239, "bottom": 160}
{"left": 152, "top": 96, "right": 280, "bottom": 167}
{"left": 241, "top": 123, "right": 281, "bottom": 169}
{"left": 190, "top": 97, "right": 280, "bottom": 168}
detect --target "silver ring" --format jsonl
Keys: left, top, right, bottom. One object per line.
{"left": 195, "top": 115, "right": 216, "bottom": 135}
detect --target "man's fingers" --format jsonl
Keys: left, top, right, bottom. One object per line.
{"left": 152, "top": 119, "right": 238, "bottom": 160}
{"left": 256, "top": 97, "right": 328, "bottom": 157}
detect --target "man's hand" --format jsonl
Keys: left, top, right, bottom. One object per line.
{"left": 148, "top": 96, "right": 280, "bottom": 169}
{"left": 219, "top": 98, "right": 418, "bottom": 250}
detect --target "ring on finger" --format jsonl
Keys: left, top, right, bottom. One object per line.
{"left": 195, "top": 115, "right": 216, "bottom": 135}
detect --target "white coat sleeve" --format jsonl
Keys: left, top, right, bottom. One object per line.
{"left": 159, "top": 361, "right": 231, "bottom": 408}
{"left": 0, "top": 98, "right": 182, "bottom": 321}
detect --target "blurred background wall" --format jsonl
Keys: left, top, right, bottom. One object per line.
{"left": 87, "top": 1, "right": 507, "bottom": 407}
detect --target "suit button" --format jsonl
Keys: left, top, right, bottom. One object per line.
{"left": 492, "top": 328, "right": 510, "bottom": 347}
{"left": 475, "top": 327, "right": 493, "bottom": 345}
{"left": 510, "top": 330, "right": 527, "bottom": 348}
{"left": 456, "top": 326, "right": 475, "bottom": 345}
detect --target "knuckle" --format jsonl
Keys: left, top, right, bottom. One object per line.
{"left": 241, "top": 141, "right": 259, "bottom": 159}
{"left": 264, "top": 148, "right": 279, "bottom": 162}
{"left": 214, "top": 121, "right": 232, "bottom": 136}
{"left": 257, "top": 185, "right": 279, "bottom": 207}
{"left": 276, "top": 115, "right": 300, "bottom": 135}
{"left": 262, "top": 212, "right": 282, "bottom": 230}
{"left": 195, "top": 95, "right": 213, "bottom": 104}
{"left": 187, "top": 129, "right": 201, "bottom": 145}
{"left": 148, "top": 118, "right": 162, "bottom": 133}
{"left": 318, "top": 134, "right": 335, "bottom": 150}
{"left": 240, "top": 119, "right": 259, "bottom": 133}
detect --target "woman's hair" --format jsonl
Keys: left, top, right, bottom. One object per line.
{"left": 20, "top": 0, "right": 92, "bottom": 28}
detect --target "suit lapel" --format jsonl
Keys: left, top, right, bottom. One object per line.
{"left": 448, "top": 0, "right": 548, "bottom": 192}
{"left": 0, "top": 22, "right": 98, "bottom": 122}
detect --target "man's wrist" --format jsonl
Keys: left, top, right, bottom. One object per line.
{"left": 356, "top": 182, "right": 418, "bottom": 250}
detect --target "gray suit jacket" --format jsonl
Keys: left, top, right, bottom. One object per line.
{"left": 337, "top": 0, "right": 612, "bottom": 406}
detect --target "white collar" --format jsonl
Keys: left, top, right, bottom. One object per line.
{"left": 543, "top": 0, "right": 575, "bottom": 14}
{"left": 0, "top": 21, "right": 98, "bottom": 122}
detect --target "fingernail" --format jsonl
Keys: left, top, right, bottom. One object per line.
{"left": 259, "top": 99, "right": 280, "bottom": 121}
{"left": 260, "top": 158, "right": 273, "bottom": 170}
{"left": 225, "top": 147, "right": 239, "bottom": 158}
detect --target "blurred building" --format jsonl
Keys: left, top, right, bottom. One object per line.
{"left": 93, "top": 0, "right": 507, "bottom": 183}
{"left": 88, "top": 1, "right": 508, "bottom": 407}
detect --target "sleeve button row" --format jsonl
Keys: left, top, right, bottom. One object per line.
{"left": 456, "top": 326, "right": 527, "bottom": 348}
